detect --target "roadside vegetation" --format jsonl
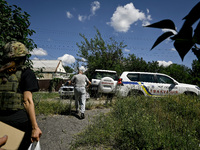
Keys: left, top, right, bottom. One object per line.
{"left": 71, "top": 95, "right": 200, "bottom": 150}
{"left": 32, "top": 92, "right": 109, "bottom": 115}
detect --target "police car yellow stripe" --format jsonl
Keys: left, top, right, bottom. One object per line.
{"left": 138, "top": 82, "right": 152, "bottom": 96}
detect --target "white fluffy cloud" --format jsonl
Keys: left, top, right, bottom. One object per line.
{"left": 157, "top": 60, "right": 173, "bottom": 67}
{"left": 31, "top": 48, "right": 48, "bottom": 56}
{"left": 66, "top": 11, "right": 73, "bottom": 18}
{"left": 58, "top": 54, "right": 76, "bottom": 66}
{"left": 107, "top": 3, "right": 152, "bottom": 32}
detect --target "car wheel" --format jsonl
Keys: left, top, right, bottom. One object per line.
{"left": 184, "top": 91, "right": 197, "bottom": 97}
{"left": 128, "top": 90, "right": 144, "bottom": 97}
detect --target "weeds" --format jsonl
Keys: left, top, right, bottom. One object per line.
{"left": 71, "top": 95, "right": 200, "bottom": 149}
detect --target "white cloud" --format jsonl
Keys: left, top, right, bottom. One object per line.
{"left": 171, "top": 48, "right": 176, "bottom": 51}
{"left": 58, "top": 54, "right": 76, "bottom": 66}
{"left": 162, "top": 29, "right": 177, "bottom": 35}
{"left": 157, "top": 60, "right": 173, "bottom": 67}
{"left": 90, "top": 1, "right": 100, "bottom": 16}
{"left": 107, "top": 3, "right": 152, "bottom": 32}
{"left": 31, "top": 48, "right": 48, "bottom": 56}
{"left": 124, "top": 48, "right": 130, "bottom": 52}
{"left": 78, "top": 15, "right": 87, "bottom": 22}
{"left": 82, "top": 58, "right": 87, "bottom": 62}
{"left": 78, "top": 1, "right": 100, "bottom": 22}
{"left": 66, "top": 11, "right": 73, "bottom": 18}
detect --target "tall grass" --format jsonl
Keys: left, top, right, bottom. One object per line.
{"left": 33, "top": 92, "right": 71, "bottom": 115}
{"left": 32, "top": 92, "right": 102, "bottom": 115}
{"left": 71, "top": 95, "right": 200, "bottom": 149}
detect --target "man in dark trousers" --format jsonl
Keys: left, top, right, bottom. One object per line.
{"left": 69, "top": 68, "right": 91, "bottom": 119}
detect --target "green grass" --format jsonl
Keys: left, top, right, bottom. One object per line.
{"left": 33, "top": 92, "right": 71, "bottom": 115}
{"left": 71, "top": 95, "right": 200, "bottom": 150}
{"left": 32, "top": 92, "right": 106, "bottom": 115}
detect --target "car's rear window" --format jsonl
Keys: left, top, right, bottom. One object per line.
{"left": 127, "top": 73, "right": 139, "bottom": 81}
{"left": 94, "top": 72, "right": 118, "bottom": 80}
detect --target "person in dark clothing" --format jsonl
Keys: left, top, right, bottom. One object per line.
{"left": 0, "top": 41, "right": 42, "bottom": 150}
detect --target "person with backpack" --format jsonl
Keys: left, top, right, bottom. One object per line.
{"left": 0, "top": 41, "right": 42, "bottom": 149}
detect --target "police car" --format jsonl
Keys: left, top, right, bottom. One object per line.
{"left": 117, "top": 71, "right": 200, "bottom": 97}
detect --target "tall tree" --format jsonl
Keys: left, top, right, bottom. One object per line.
{"left": 76, "top": 28, "right": 126, "bottom": 78}
{"left": 123, "top": 54, "right": 148, "bottom": 72}
{"left": 191, "top": 59, "right": 200, "bottom": 86}
{"left": 63, "top": 66, "right": 73, "bottom": 73}
{"left": 161, "top": 64, "right": 192, "bottom": 84}
{"left": 0, "top": 0, "right": 36, "bottom": 65}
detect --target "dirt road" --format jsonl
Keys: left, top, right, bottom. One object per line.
{"left": 37, "top": 106, "right": 110, "bottom": 150}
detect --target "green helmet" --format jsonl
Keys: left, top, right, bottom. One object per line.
{"left": 4, "top": 41, "right": 29, "bottom": 58}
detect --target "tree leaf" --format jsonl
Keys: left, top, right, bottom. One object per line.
{"left": 171, "top": 25, "right": 193, "bottom": 41}
{"left": 182, "top": 2, "right": 200, "bottom": 26}
{"left": 145, "top": 19, "right": 176, "bottom": 31}
{"left": 174, "top": 39, "right": 194, "bottom": 61}
{"left": 193, "top": 21, "right": 200, "bottom": 44}
{"left": 151, "top": 31, "right": 175, "bottom": 50}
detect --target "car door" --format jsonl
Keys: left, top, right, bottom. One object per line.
{"left": 156, "top": 74, "right": 179, "bottom": 95}
{"left": 139, "top": 74, "right": 160, "bottom": 96}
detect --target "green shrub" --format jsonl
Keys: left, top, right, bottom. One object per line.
{"left": 72, "top": 95, "right": 200, "bottom": 149}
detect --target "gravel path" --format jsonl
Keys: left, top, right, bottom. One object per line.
{"left": 37, "top": 107, "right": 110, "bottom": 150}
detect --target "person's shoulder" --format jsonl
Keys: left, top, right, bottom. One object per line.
{"left": 22, "top": 68, "right": 33, "bottom": 74}
{"left": 21, "top": 68, "right": 35, "bottom": 77}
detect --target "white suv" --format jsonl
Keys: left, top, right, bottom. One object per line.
{"left": 117, "top": 71, "right": 200, "bottom": 97}
{"left": 90, "top": 69, "right": 118, "bottom": 97}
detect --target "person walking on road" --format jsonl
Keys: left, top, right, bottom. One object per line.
{"left": 69, "top": 68, "right": 91, "bottom": 119}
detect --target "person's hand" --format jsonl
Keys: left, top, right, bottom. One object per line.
{"left": 0, "top": 135, "right": 8, "bottom": 149}
{"left": 31, "top": 127, "right": 42, "bottom": 142}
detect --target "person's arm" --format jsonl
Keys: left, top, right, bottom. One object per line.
{"left": 23, "top": 91, "right": 42, "bottom": 142}
{"left": 86, "top": 77, "right": 91, "bottom": 88}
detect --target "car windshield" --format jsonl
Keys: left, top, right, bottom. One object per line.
{"left": 94, "top": 72, "right": 118, "bottom": 80}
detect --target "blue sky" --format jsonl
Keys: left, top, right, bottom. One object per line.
{"left": 6, "top": 0, "right": 200, "bottom": 68}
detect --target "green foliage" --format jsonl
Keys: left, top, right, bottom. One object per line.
{"left": 191, "top": 59, "right": 200, "bottom": 86}
{"left": 72, "top": 95, "right": 200, "bottom": 149}
{"left": 145, "top": 2, "right": 200, "bottom": 61}
{"left": 0, "top": 0, "right": 36, "bottom": 64}
{"left": 35, "top": 100, "right": 71, "bottom": 115}
{"left": 160, "top": 64, "right": 192, "bottom": 84}
{"left": 63, "top": 66, "right": 74, "bottom": 73}
{"left": 76, "top": 28, "right": 126, "bottom": 78}
{"left": 49, "top": 78, "right": 63, "bottom": 92}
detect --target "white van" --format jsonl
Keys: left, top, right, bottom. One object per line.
{"left": 117, "top": 71, "right": 200, "bottom": 97}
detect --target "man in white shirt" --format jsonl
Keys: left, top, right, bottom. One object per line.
{"left": 69, "top": 69, "right": 91, "bottom": 119}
